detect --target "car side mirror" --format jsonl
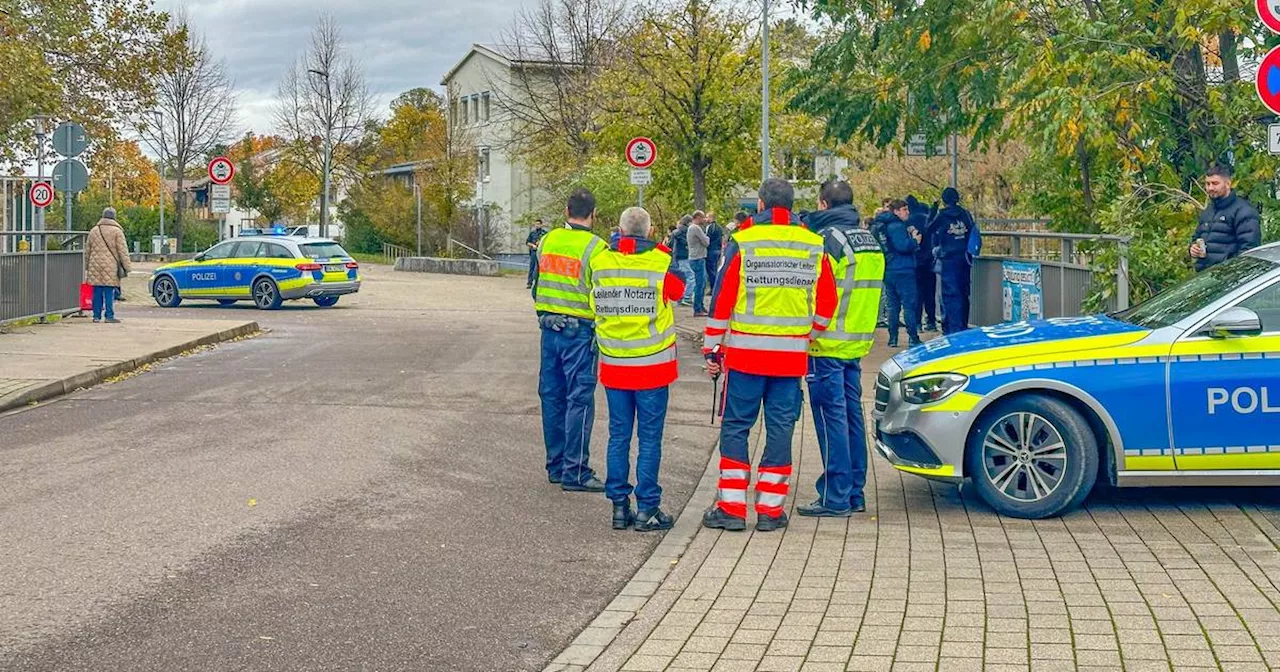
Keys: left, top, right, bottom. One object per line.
{"left": 1205, "top": 307, "right": 1263, "bottom": 339}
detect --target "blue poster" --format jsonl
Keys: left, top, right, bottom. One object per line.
{"left": 1001, "top": 260, "right": 1043, "bottom": 322}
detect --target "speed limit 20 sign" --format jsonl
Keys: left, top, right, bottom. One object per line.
{"left": 208, "top": 156, "right": 235, "bottom": 185}
{"left": 626, "top": 137, "right": 656, "bottom": 169}
{"left": 30, "top": 181, "right": 55, "bottom": 208}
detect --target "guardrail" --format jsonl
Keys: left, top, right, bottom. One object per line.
{"left": 381, "top": 242, "right": 411, "bottom": 266}
{"left": 0, "top": 231, "right": 88, "bottom": 325}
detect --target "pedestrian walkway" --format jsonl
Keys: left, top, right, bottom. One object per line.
{"left": 549, "top": 333, "right": 1280, "bottom": 672}
{"left": 0, "top": 315, "right": 259, "bottom": 412}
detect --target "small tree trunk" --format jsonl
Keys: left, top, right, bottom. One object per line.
{"left": 175, "top": 176, "right": 186, "bottom": 251}
{"left": 692, "top": 159, "right": 708, "bottom": 210}
{"left": 1076, "top": 136, "right": 1095, "bottom": 216}
{"left": 1220, "top": 30, "right": 1239, "bottom": 83}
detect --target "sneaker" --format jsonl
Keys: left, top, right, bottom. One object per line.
{"left": 612, "top": 501, "right": 635, "bottom": 530}
{"left": 702, "top": 506, "right": 746, "bottom": 531}
{"left": 924, "top": 323, "right": 939, "bottom": 332}
{"left": 635, "top": 508, "right": 673, "bottom": 532}
{"left": 92, "top": 318, "right": 101, "bottom": 323}
{"left": 756, "top": 511, "right": 789, "bottom": 532}
{"left": 796, "top": 500, "right": 853, "bottom": 518}
{"left": 887, "top": 340, "right": 899, "bottom": 348}
{"left": 562, "top": 476, "right": 605, "bottom": 493}
{"left": 908, "top": 339, "right": 923, "bottom": 348}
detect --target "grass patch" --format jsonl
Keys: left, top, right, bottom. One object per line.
{"left": 350, "top": 252, "right": 394, "bottom": 266}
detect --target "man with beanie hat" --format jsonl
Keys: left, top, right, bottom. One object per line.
{"left": 930, "top": 188, "right": 977, "bottom": 334}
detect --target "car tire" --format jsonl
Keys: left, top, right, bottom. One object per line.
{"left": 217, "top": 299, "right": 238, "bottom": 306}
{"left": 252, "top": 278, "right": 282, "bottom": 310}
{"left": 313, "top": 296, "right": 339, "bottom": 307}
{"left": 965, "top": 394, "right": 1098, "bottom": 519}
{"left": 152, "top": 275, "right": 182, "bottom": 308}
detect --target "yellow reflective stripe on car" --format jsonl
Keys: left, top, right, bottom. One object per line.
{"left": 1176, "top": 452, "right": 1280, "bottom": 470}
{"left": 891, "top": 463, "right": 956, "bottom": 478}
{"left": 919, "top": 391, "right": 984, "bottom": 413}
{"left": 907, "top": 332, "right": 1154, "bottom": 376}
{"left": 1168, "top": 335, "right": 1280, "bottom": 356}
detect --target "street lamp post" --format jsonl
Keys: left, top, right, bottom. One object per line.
{"left": 761, "top": 0, "right": 771, "bottom": 183}
{"left": 309, "top": 68, "right": 333, "bottom": 238}
{"left": 33, "top": 115, "right": 48, "bottom": 236}
{"left": 148, "top": 110, "right": 167, "bottom": 243}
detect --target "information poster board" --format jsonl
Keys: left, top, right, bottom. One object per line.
{"left": 1002, "top": 260, "right": 1044, "bottom": 322}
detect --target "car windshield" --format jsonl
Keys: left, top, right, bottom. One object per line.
{"left": 299, "top": 242, "right": 350, "bottom": 259}
{"left": 1112, "top": 255, "right": 1278, "bottom": 329}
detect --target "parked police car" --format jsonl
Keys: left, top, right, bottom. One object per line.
{"left": 149, "top": 234, "right": 361, "bottom": 310}
{"left": 874, "top": 242, "right": 1280, "bottom": 518}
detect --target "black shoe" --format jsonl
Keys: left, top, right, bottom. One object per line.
{"left": 850, "top": 500, "right": 867, "bottom": 513}
{"left": 548, "top": 473, "right": 561, "bottom": 484}
{"left": 796, "top": 500, "right": 853, "bottom": 518}
{"left": 887, "top": 340, "right": 899, "bottom": 348}
{"left": 876, "top": 320, "right": 888, "bottom": 329}
{"left": 908, "top": 339, "right": 923, "bottom": 348}
{"left": 756, "top": 511, "right": 789, "bottom": 532}
{"left": 612, "top": 501, "right": 635, "bottom": 530}
{"left": 562, "top": 477, "right": 605, "bottom": 493}
{"left": 925, "top": 323, "right": 938, "bottom": 332}
{"left": 702, "top": 507, "right": 746, "bottom": 531}
{"left": 635, "top": 508, "right": 673, "bottom": 531}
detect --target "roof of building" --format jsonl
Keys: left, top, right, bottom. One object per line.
{"left": 440, "top": 42, "right": 579, "bottom": 86}
{"left": 372, "top": 160, "right": 435, "bottom": 177}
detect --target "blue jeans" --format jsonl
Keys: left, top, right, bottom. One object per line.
{"left": 719, "top": 370, "right": 801, "bottom": 469}
{"left": 604, "top": 386, "right": 670, "bottom": 510}
{"left": 527, "top": 251, "right": 538, "bottom": 286}
{"left": 940, "top": 258, "right": 972, "bottom": 335}
{"left": 538, "top": 319, "right": 598, "bottom": 485}
{"left": 676, "top": 260, "right": 694, "bottom": 303}
{"left": 705, "top": 254, "right": 721, "bottom": 295}
{"left": 92, "top": 285, "right": 117, "bottom": 320}
{"left": 690, "top": 258, "right": 708, "bottom": 314}
{"left": 806, "top": 357, "right": 868, "bottom": 510}
{"left": 884, "top": 268, "right": 920, "bottom": 344}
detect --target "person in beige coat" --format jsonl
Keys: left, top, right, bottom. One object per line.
{"left": 85, "top": 208, "right": 132, "bottom": 323}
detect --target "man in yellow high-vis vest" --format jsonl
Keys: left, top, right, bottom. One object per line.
{"left": 533, "top": 187, "right": 606, "bottom": 492}
{"left": 798, "top": 180, "right": 885, "bottom": 517}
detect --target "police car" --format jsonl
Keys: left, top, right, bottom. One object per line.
{"left": 149, "top": 234, "right": 361, "bottom": 310}
{"left": 874, "top": 242, "right": 1280, "bottom": 519}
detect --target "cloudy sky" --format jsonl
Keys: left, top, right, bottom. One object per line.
{"left": 155, "top": 0, "right": 528, "bottom": 134}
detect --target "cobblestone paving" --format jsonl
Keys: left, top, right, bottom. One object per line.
{"left": 550, "top": 344, "right": 1280, "bottom": 672}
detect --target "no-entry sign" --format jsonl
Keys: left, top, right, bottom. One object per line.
{"left": 1258, "top": 46, "right": 1280, "bottom": 115}
{"left": 30, "top": 181, "right": 54, "bottom": 208}
{"left": 208, "top": 156, "right": 235, "bottom": 185}
{"left": 626, "top": 137, "right": 656, "bottom": 169}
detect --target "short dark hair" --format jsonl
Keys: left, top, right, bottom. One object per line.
{"left": 566, "top": 187, "right": 596, "bottom": 219}
{"left": 888, "top": 199, "right": 908, "bottom": 211}
{"left": 819, "top": 179, "right": 854, "bottom": 207}
{"left": 534, "top": 218, "right": 544, "bottom": 224}
{"left": 734, "top": 211, "right": 749, "bottom": 224}
{"left": 1206, "top": 163, "right": 1234, "bottom": 179}
{"left": 758, "top": 178, "right": 795, "bottom": 210}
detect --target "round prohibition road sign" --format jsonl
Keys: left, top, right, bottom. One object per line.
{"left": 30, "top": 181, "right": 55, "bottom": 208}
{"left": 626, "top": 137, "right": 656, "bottom": 169}
{"left": 1258, "top": 46, "right": 1280, "bottom": 116}
{"left": 1259, "top": 0, "right": 1280, "bottom": 34}
{"left": 208, "top": 156, "right": 235, "bottom": 185}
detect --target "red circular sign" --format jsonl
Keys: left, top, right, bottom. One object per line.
{"left": 1258, "top": 46, "right": 1280, "bottom": 115}
{"left": 626, "top": 137, "right": 656, "bottom": 169}
{"left": 208, "top": 156, "right": 235, "bottom": 185}
{"left": 1259, "top": 0, "right": 1280, "bottom": 34}
{"left": 29, "top": 181, "right": 54, "bottom": 208}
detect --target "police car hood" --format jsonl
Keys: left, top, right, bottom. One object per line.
{"left": 892, "top": 315, "right": 1152, "bottom": 376}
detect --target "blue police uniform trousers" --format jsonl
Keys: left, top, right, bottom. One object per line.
{"left": 604, "top": 386, "right": 669, "bottom": 511}
{"left": 940, "top": 257, "right": 972, "bottom": 335}
{"left": 538, "top": 318, "right": 598, "bottom": 485}
{"left": 805, "top": 357, "right": 868, "bottom": 510}
{"left": 720, "top": 370, "right": 802, "bottom": 470}
{"left": 884, "top": 268, "right": 920, "bottom": 344}
{"left": 527, "top": 251, "right": 539, "bottom": 286}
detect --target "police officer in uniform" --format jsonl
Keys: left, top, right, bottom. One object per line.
{"left": 533, "top": 188, "right": 606, "bottom": 492}
{"left": 590, "top": 207, "right": 688, "bottom": 531}
{"left": 797, "top": 180, "right": 885, "bottom": 517}
{"left": 702, "top": 178, "right": 838, "bottom": 532}
{"left": 526, "top": 218, "right": 548, "bottom": 289}
{"left": 931, "top": 187, "right": 977, "bottom": 335}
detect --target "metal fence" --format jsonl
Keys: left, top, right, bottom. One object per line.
{"left": 1, "top": 177, "right": 41, "bottom": 253}
{"left": 968, "top": 227, "right": 1131, "bottom": 327}
{"left": 381, "top": 242, "right": 411, "bottom": 265}
{"left": 0, "top": 231, "right": 87, "bottom": 325}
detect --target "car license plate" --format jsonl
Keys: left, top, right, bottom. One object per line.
{"left": 324, "top": 264, "right": 346, "bottom": 273}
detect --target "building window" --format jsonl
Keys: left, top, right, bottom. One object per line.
{"left": 450, "top": 99, "right": 457, "bottom": 128}
{"left": 480, "top": 148, "right": 490, "bottom": 182}
{"left": 460, "top": 96, "right": 468, "bottom": 125}
{"left": 482, "top": 92, "right": 491, "bottom": 122}
{"left": 471, "top": 95, "right": 480, "bottom": 124}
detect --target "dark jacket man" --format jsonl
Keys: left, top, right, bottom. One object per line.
{"left": 905, "top": 195, "right": 937, "bottom": 330}
{"left": 931, "top": 188, "right": 976, "bottom": 335}
{"left": 1191, "top": 192, "right": 1260, "bottom": 272}
{"left": 877, "top": 210, "right": 918, "bottom": 272}
{"left": 667, "top": 221, "right": 690, "bottom": 261}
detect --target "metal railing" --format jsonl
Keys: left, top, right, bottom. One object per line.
{"left": 381, "top": 242, "right": 411, "bottom": 266}
{"left": 2, "top": 177, "right": 41, "bottom": 253}
{"left": 446, "top": 235, "right": 492, "bottom": 260}
{"left": 969, "top": 230, "right": 1131, "bottom": 327}
{"left": 1, "top": 231, "right": 88, "bottom": 325}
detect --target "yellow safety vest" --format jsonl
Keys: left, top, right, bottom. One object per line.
{"left": 534, "top": 226, "right": 605, "bottom": 319}
{"left": 728, "top": 224, "right": 825, "bottom": 351}
{"left": 810, "top": 227, "right": 885, "bottom": 359}
{"left": 589, "top": 248, "right": 676, "bottom": 366}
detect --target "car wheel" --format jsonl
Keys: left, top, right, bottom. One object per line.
{"left": 252, "top": 278, "right": 282, "bottom": 310}
{"left": 965, "top": 394, "right": 1098, "bottom": 519}
{"left": 152, "top": 276, "right": 182, "bottom": 308}
{"left": 217, "top": 299, "right": 238, "bottom": 306}
{"left": 313, "top": 296, "right": 339, "bottom": 307}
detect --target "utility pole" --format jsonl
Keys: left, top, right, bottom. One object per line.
{"left": 149, "top": 110, "right": 166, "bottom": 243}
{"left": 761, "top": 0, "right": 771, "bottom": 183}
{"left": 309, "top": 68, "right": 333, "bottom": 238}
{"left": 34, "top": 116, "right": 48, "bottom": 234}
{"left": 414, "top": 180, "right": 422, "bottom": 257}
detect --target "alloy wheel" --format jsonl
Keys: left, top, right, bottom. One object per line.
{"left": 981, "top": 411, "right": 1068, "bottom": 503}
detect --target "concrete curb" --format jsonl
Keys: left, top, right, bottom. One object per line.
{"left": 543, "top": 417, "right": 721, "bottom": 672}
{"left": 0, "top": 321, "right": 261, "bottom": 414}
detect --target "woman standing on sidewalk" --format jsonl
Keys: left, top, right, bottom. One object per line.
{"left": 85, "top": 207, "right": 131, "bottom": 323}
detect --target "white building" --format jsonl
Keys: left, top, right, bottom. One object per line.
{"left": 441, "top": 44, "right": 554, "bottom": 254}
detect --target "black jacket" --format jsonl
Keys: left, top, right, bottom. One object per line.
{"left": 907, "top": 205, "right": 932, "bottom": 267}
{"left": 804, "top": 204, "right": 880, "bottom": 265}
{"left": 876, "top": 211, "right": 918, "bottom": 273}
{"left": 667, "top": 225, "right": 689, "bottom": 260}
{"left": 931, "top": 204, "right": 976, "bottom": 261}
{"left": 1192, "top": 191, "right": 1261, "bottom": 272}
{"left": 705, "top": 221, "right": 723, "bottom": 256}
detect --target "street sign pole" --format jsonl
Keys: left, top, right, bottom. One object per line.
{"left": 34, "top": 117, "right": 47, "bottom": 234}
{"left": 638, "top": 185, "right": 644, "bottom": 208}
{"left": 761, "top": 0, "right": 771, "bottom": 182}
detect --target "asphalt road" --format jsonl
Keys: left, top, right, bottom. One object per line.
{"left": 0, "top": 264, "right": 718, "bottom": 672}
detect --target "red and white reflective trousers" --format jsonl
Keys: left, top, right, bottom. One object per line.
{"left": 715, "top": 457, "right": 793, "bottom": 519}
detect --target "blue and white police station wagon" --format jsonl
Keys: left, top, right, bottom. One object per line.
{"left": 874, "top": 242, "right": 1280, "bottom": 518}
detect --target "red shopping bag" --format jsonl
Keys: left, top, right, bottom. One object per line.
{"left": 80, "top": 283, "right": 93, "bottom": 311}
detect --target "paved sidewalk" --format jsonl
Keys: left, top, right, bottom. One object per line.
{"left": 0, "top": 316, "right": 259, "bottom": 412}
{"left": 549, "top": 335, "right": 1280, "bottom": 672}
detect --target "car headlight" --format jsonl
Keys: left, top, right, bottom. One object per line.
{"left": 900, "top": 373, "right": 968, "bottom": 405}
